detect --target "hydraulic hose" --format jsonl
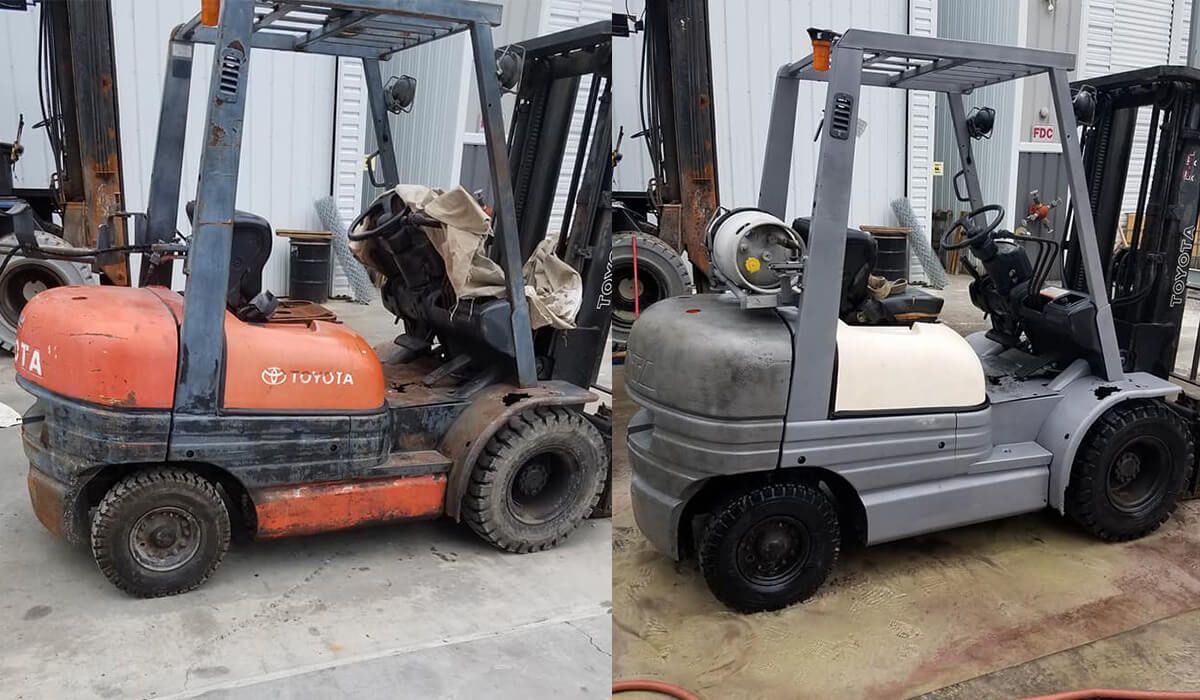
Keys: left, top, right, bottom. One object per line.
{"left": 612, "top": 679, "right": 702, "bottom": 700}
{"left": 1024, "top": 690, "right": 1200, "bottom": 700}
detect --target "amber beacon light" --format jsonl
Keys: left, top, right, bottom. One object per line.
{"left": 807, "top": 28, "right": 840, "bottom": 72}
{"left": 201, "top": 0, "right": 220, "bottom": 26}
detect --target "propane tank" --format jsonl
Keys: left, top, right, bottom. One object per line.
{"left": 707, "top": 208, "right": 806, "bottom": 294}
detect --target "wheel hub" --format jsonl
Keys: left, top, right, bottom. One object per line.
{"left": 129, "top": 506, "right": 202, "bottom": 572}
{"left": 617, "top": 277, "right": 641, "bottom": 301}
{"left": 1106, "top": 437, "right": 1170, "bottom": 514}
{"left": 516, "top": 461, "right": 550, "bottom": 496}
{"left": 738, "top": 516, "right": 808, "bottom": 583}
{"left": 1112, "top": 452, "right": 1141, "bottom": 487}
{"left": 508, "top": 449, "right": 579, "bottom": 526}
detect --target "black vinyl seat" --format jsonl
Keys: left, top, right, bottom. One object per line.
{"left": 185, "top": 201, "right": 273, "bottom": 310}
{"left": 791, "top": 217, "right": 943, "bottom": 324}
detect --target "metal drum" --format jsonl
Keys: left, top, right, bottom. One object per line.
{"left": 288, "top": 239, "right": 332, "bottom": 303}
{"left": 872, "top": 230, "right": 910, "bottom": 282}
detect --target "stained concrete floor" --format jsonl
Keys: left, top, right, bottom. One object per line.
{"left": 612, "top": 276, "right": 1200, "bottom": 699}
{"left": 0, "top": 300, "right": 611, "bottom": 699}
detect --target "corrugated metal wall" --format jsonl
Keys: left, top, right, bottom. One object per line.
{"left": 612, "top": 0, "right": 910, "bottom": 228}
{"left": 712, "top": 0, "right": 909, "bottom": 227}
{"left": 541, "top": 0, "right": 609, "bottom": 235}
{"left": 363, "top": 33, "right": 472, "bottom": 201}
{"left": 1021, "top": 0, "right": 1083, "bottom": 136}
{"left": 0, "top": 2, "right": 339, "bottom": 294}
{"left": 111, "top": 1, "right": 337, "bottom": 293}
{"left": 932, "top": 0, "right": 1019, "bottom": 220}
{"left": 1081, "top": 0, "right": 1192, "bottom": 214}
{"left": 0, "top": 6, "right": 54, "bottom": 188}
{"left": 906, "top": 0, "right": 937, "bottom": 283}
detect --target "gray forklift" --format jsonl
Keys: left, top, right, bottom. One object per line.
{"left": 625, "top": 29, "right": 1194, "bottom": 612}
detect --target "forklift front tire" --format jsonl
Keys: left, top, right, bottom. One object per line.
{"left": 463, "top": 406, "right": 608, "bottom": 553}
{"left": 699, "top": 482, "right": 841, "bottom": 613}
{"left": 90, "top": 468, "right": 232, "bottom": 598}
{"left": 1065, "top": 399, "right": 1193, "bottom": 542}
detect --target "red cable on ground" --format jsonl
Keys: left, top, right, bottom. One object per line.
{"left": 631, "top": 234, "right": 640, "bottom": 318}
{"left": 1024, "top": 690, "right": 1200, "bottom": 700}
{"left": 612, "top": 679, "right": 701, "bottom": 700}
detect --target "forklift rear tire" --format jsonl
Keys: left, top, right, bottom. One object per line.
{"left": 90, "top": 468, "right": 232, "bottom": 598}
{"left": 699, "top": 482, "right": 840, "bottom": 613}
{"left": 1065, "top": 399, "right": 1193, "bottom": 542}
{"left": 612, "top": 231, "right": 692, "bottom": 345}
{"left": 464, "top": 406, "right": 608, "bottom": 553}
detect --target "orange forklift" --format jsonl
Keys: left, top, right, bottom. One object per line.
{"left": 12, "top": 0, "right": 612, "bottom": 596}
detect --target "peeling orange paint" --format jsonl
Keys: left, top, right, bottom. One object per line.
{"left": 253, "top": 474, "right": 447, "bottom": 539}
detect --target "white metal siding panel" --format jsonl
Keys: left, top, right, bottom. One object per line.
{"left": 906, "top": 0, "right": 937, "bottom": 283}
{"left": 329, "top": 57, "right": 367, "bottom": 298}
{"left": 1171, "top": 0, "right": 1193, "bottom": 65}
{"left": 932, "top": 1, "right": 1019, "bottom": 219}
{"left": 0, "top": 7, "right": 54, "bottom": 188}
{"left": 541, "top": 0, "right": 609, "bottom": 236}
{"left": 1084, "top": 0, "right": 1187, "bottom": 214}
{"left": 109, "top": 0, "right": 336, "bottom": 294}
{"left": 613, "top": 0, "right": 909, "bottom": 227}
{"left": 712, "top": 0, "right": 909, "bottom": 227}
{"left": 612, "top": 2, "right": 653, "bottom": 193}
{"left": 363, "top": 34, "right": 471, "bottom": 200}
{"left": 1084, "top": 0, "right": 1115, "bottom": 77}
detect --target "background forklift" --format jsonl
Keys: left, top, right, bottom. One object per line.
{"left": 12, "top": 0, "right": 611, "bottom": 597}
{"left": 0, "top": 0, "right": 130, "bottom": 350}
{"left": 625, "top": 30, "right": 1199, "bottom": 612}
{"left": 611, "top": 0, "right": 718, "bottom": 345}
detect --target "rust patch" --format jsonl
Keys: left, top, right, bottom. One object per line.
{"left": 27, "top": 469, "right": 66, "bottom": 538}
{"left": 252, "top": 473, "right": 447, "bottom": 539}
{"left": 209, "top": 125, "right": 225, "bottom": 146}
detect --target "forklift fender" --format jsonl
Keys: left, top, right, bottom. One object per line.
{"left": 439, "top": 380, "right": 597, "bottom": 521}
{"left": 1038, "top": 369, "right": 1180, "bottom": 513}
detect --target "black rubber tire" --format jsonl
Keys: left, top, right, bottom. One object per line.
{"left": 611, "top": 231, "right": 692, "bottom": 345}
{"left": 699, "top": 482, "right": 840, "bottom": 613}
{"left": 90, "top": 468, "right": 232, "bottom": 598}
{"left": 0, "top": 231, "right": 92, "bottom": 353}
{"left": 1065, "top": 399, "right": 1193, "bottom": 542}
{"left": 464, "top": 407, "right": 608, "bottom": 552}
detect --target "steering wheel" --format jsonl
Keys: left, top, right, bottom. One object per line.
{"left": 348, "top": 198, "right": 440, "bottom": 242}
{"left": 940, "top": 204, "right": 1005, "bottom": 251}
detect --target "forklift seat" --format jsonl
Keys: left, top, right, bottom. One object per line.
{"left": 792, "top": 217, "right": 943, "bottom": 324}
{"left": 185, "top": 201, "right": 272, "bottom": 311}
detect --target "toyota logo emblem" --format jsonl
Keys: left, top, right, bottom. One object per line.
{"left": 261, "top": 367, "right": 287, "bottom": 385}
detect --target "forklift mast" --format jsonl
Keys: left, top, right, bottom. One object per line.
{"left": 504, "top": 23, "right": 612, "bottom": 389}
{"left": 6, "top": 0, "right": 130, "bottom": 285}
{"left": 1069, "top": 67, "right": 1200, "bottom": 381}
{"left": 618, "top": 0, "right": 719, "bottom": 278}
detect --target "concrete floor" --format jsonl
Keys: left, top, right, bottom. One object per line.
{"left": 612, "top": 276, "right": 1200, "bottom": 699}
{"left": 0, "top": 300, "right": 611, "bottom": 699}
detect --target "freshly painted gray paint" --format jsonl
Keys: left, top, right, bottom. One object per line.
{"left": 625, "top": 30, "right": 1178, "bottom": 561}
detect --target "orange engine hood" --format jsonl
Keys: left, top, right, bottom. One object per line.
{"left": 17, "top": 286, "right": 385, "bottom": 412}
{"left": 16, "top": 286, "right": 181, "bottom": 408}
